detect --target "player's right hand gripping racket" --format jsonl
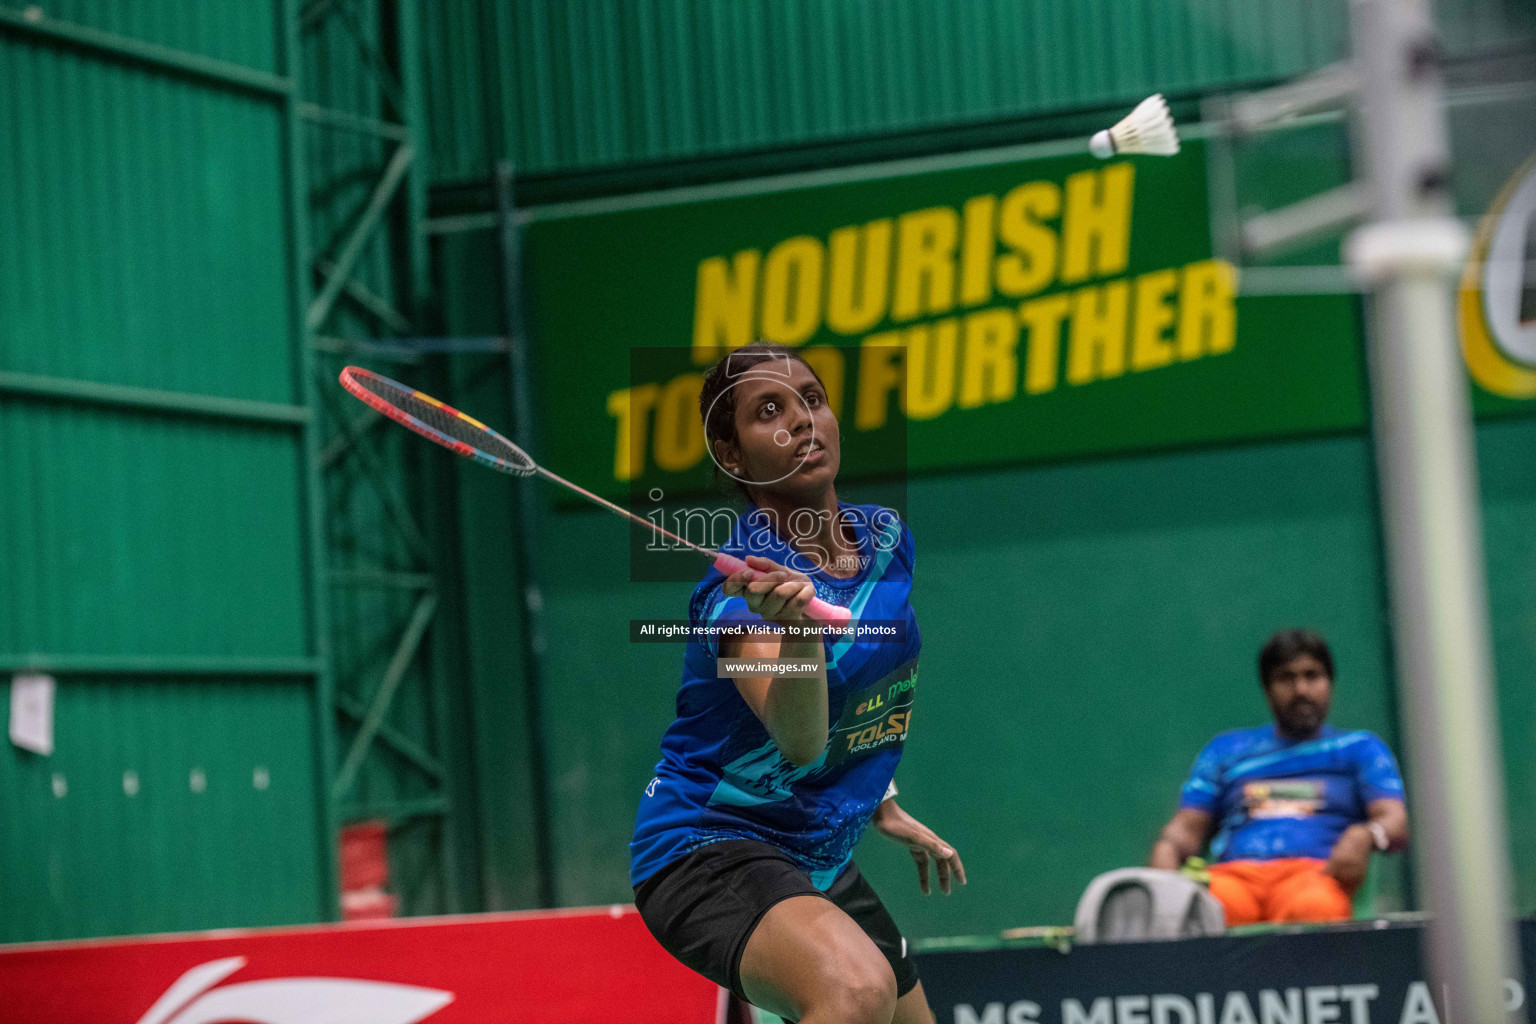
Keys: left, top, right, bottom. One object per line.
{"left": 338, "top": 366, "right": 853, "bottom": 627}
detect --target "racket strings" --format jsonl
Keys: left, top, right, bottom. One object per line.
{"left": 349, "top": 370, "right": 536, "bottom": 474}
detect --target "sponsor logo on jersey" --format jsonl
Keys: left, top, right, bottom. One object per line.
{"left": 830, "top": 661, "right": 918, "bottom": 764}
{"left": 1243, "top": 779, "right": 1324, "bottom": 819}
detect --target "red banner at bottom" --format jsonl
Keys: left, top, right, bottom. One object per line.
{"left": 0, "top": 905, "right": 724, "bottom": 1024}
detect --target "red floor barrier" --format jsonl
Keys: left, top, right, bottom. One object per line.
{"left": 0, "top": 905, "right": 724, "bottom": 1024}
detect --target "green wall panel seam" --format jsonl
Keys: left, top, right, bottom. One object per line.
{"left": 279, "top": 0, "right": 341, "bottom": 922}
{"left": 0, "top": 655, "right": 322, "bottom": 675}
{"left": 0, "top": 371, "right": 311, "bottom": 425}
{"left": 296, "top": 100, "right": 409, "bottom": 141}
{"left": 0, "top": 6, "right": 291, "bottom": 98}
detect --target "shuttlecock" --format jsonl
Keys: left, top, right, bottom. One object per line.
{"left": 1089, "top": 94, "right": 1180, "bottom": 159}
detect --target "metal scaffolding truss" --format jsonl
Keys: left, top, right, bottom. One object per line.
{"left": 297, "top": 0, "right": 476, "bottom": 915}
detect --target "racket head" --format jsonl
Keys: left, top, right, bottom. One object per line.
{"left": 338, "top": 366, "right": 536, "bottom": 477}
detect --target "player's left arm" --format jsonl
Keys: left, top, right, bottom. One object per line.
{"left": 871, "top": 521, "right": 964, "bottom": 895}
{"left": 872, "top": 794, "right": 967, "bottom": 895}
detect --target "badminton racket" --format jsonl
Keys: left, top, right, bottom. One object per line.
{"left": 337, "top": 366, "right": 852, "bottom": 627}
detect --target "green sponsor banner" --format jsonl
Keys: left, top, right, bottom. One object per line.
{"left": 523, "top": 141, "right": 1368, "bottom": 501}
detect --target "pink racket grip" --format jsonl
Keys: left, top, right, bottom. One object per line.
{"left": 713, "top": 554, "right": 852, "bottom": 627}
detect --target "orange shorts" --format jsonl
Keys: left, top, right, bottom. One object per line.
{"left": 1207, "top": 858, "right": 1352, "bottom": 925}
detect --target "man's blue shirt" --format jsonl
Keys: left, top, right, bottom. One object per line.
{"left": 1179, "top": 723, "right": 1405, "bottom": 862}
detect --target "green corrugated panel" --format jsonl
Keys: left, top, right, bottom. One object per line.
{"left": 0, "top": 2, "right": 330, "bottom": 942}
{"left": 0, "top": 679, "right": 320, "bottom": 941}
{"left": 0, "top": 40, "right": 294, "bottom": 403}
{"left": 423, "top": 0, "right": 1350, "bottom": 183}
{"left": 0, "top": 403, "right": 307, "bottom": 659}
{"left": 0, "top": 36, "right": 307, "bottom": 662}
{"left": 423, "top": 0, "right": 1530, "bottom": 184}
{"left": 423, "top": 0, "right": 496, "bottom": 181}
{"left": 10, "top": 0, "right": 277, "bottom": 71}
{"left": 1479, "top": 417, "right": 1536, "bottom": 915}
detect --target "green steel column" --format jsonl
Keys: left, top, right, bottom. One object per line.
{"left": 395, "top": 0, "right": 470, "bottom": 913}
{"left": 278, "top": 0, "right": 341, "bottom": 922}
{"left": 496, "top": 160, "right": 558, "bottom": 908}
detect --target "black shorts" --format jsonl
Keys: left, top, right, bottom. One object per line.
{"left": 633, "top": 839, "right": 918, "bottom": 1004}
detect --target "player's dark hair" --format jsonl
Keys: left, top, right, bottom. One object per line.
{"left": 1259, "top": 629, "right": 1334, "bottom": 686}
{"left": 699, "top": 341, "right": 826, "bottom": 494}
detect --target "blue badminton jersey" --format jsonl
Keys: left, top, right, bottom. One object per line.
{"left": 1178, "top": 724, "right": 1405, "bottom": 862}
{"left": 629, "top": 502, "right": 921, "bottom": 889}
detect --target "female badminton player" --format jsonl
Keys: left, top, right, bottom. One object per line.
{"left": 630, "top": 342, "right": 964, "bottom": 1024}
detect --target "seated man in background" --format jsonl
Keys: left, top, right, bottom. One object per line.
{"left": 1149, "top": 629, "right": 1409, "bottom": 924}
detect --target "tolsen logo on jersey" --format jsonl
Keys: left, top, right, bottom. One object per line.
{"left": 829, "top": 661, "right": 917, "bottom": 765}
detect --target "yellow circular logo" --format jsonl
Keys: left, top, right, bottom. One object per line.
{"left": 1461, "top": 155, "right": 1536, "bottom": 398}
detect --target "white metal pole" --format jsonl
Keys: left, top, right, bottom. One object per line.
{"left": 1346, "top": 1, "right": 1517, "bottom": 1020}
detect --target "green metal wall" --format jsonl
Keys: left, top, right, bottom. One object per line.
{"left": 421, "top": 0, "right": 1531, "bottom": 185}
{"left": 0, "top": 680, "right": 320, "bottom": 941}
{"left": 17, "top": 1, "right": 278, "bottom": 67}
{"left": 422, "top": 0, "right": 1335, "bottom": 182}
{"left": 1480, "top": 416, "right": 1536, "bottom": 918}
{"left": 0, "top": 2, "right": 333, "bottom": 941}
